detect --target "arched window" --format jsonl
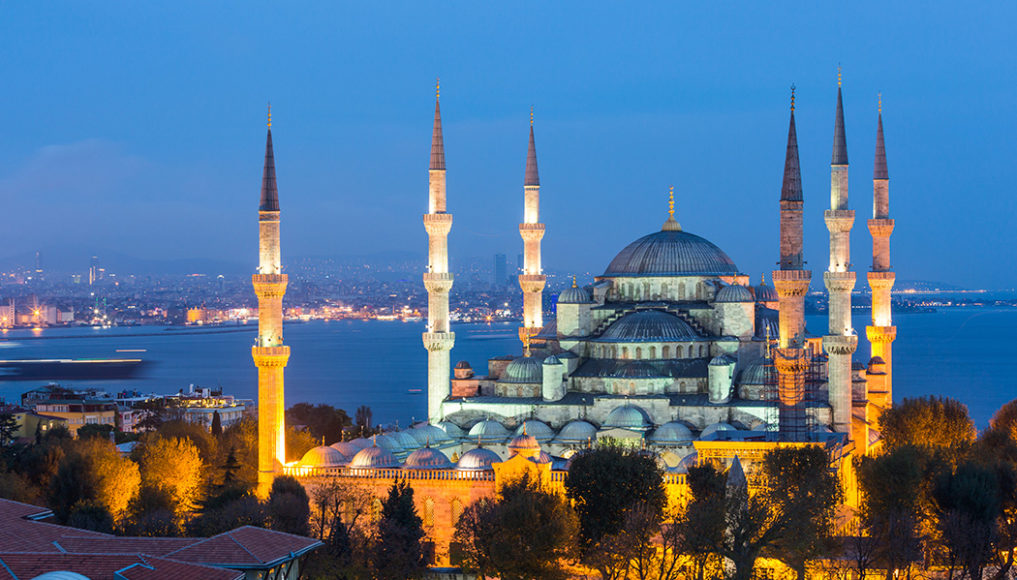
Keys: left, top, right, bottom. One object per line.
{"left": 663, "top": 345, "right": 670, "bottom": 358}
{"left": 679, "top": 381, "right": 686, "bottom": 392}
{"left": 649, "top": 346, "right": 656, "bottom": 359}
{"left": 699, "top": 345, "right": 706, "bottom": 357}
{"left": 423, "top": 498, "right": 435, "bottom": 528}
{"left": 622, "top": 347, "right": 629, "bottom": 360}
{"left": 371, "top": 499, "right": 383, "bottom": 521}
{"left": 676, "top": 345, "right": 683, "bottom": 358}
{"left": 451, "top": 498, "right": 463, "bottom": 525}
{"left": 636, "top": 347, "right": 642, "bottom": 359}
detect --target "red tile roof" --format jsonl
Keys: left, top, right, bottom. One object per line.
{"left": 167, "top": 526, "right": 321, "bottom": 567}
{"left": 0, "top": 553, "right": 242, "bottom": 580}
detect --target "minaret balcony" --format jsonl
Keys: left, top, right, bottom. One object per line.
{"left": 422, "top": 332, "right": 456, "bottom": 352}
{"left": 866, "top": 325, "right": 897, "bottom": 344}
{"left": 824, "top": 210, "right": 855, "bottom": 232}
{"left": 867, "top": 271, "right": 896, "bottom": 289}
{"left": 252, "top": 274, "right": 288, "bottom": 297}
{"left": 518, "top": 274, "right": 546, "bottom": 293}
{"left": 252, "top": 345, "right": 290, "bottom": 367}
{"left": 519, "top": 223, "right": 546, "bottom": 242}
{"left": 423, "top": 272, "right": 454, "bottom": 293}
{"left": 772, "top": 270, "right": 812, "bottom": 297}
{"left": 423, "top": 213, "right": 453, "bottom": 236}
{"left": 823, "top": 334, "right": 858, "bottom": 355}
{"left": 867, "top": 218, "right": 895, "bottom": 238}
{"left": 823, "top": 271, "right": 856, "bottom": 292}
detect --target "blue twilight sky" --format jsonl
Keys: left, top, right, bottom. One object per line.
{"left": 0, "top": 2, "right": 1014, "bottom": 288}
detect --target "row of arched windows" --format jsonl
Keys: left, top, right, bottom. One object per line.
{"left": 593, "top": 343, "right": 710, "bottom": 360}
{"left": 613, "top": 280, "right": 705, "bottom": 302}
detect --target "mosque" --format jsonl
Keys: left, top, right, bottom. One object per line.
{"left": 262, "top": 76, "right": 897, "bottom": 566}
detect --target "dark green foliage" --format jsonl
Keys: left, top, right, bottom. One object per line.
{"left": 880, "top": 396, "right": 975, "bottom": 465}
{"left": 354, "top": 406, "right": 374, "bottom": 437}
{"left": 77, "top": 423, "right": 114, "bottom": 440}
{"left": 287, "top": 403, "right": 351, "bottom": 445}
{"left": 675, "top": 464, "right": 727, "bottom": 580}
{"left": 564, "top": 445, "right": 665, "bottom": 552}
{"left": 373, "top": 479, "right": 426, "bottom": 579}
{"left": 0, "top": 412, "right": 17, "bottom": 446}
{"left": 49, "top": 450, "right": 94, "bottom": 522}
{"left": 127, "top": 485, "right": 178, "bottom": 536}
{"left": 856, "top": 446, "right": 929, "bottom": 576}
{"left": 267, "top": 475, "right": 310, "bottom": 536}
{"left": 67, "top": 500, "right": 115, "bottom": 534}
{"left": 210, "top": 410, "right": 222, "bottom": 438}
{"left": 452, "top": 475, "right": 579, "bottom": 580}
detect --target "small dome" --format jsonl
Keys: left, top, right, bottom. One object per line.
{"left": 754, "top": 281, "right": 778, "bottom": 302}
{"left": 700, "top": 422, "right": 737, "bottom": 440}
{"left": 329, "top": 441, "right": 362, "bottom": 459}
{"left": 468, "top": 420, "right": 510, "bottom": 444}
{"left": 739, "top": 359, "right": 777, "bottom": 385}
{"left": 455, "top": 360, "right": 472, "bottom": 370}
{"left": 299, "top": 445, "right": 347, "bottom": 468}
{"left": 371, "top": 434, "right": 404, "bottom": 454}
{"left": 501, "top": 356, "right": 543, "bottom": 384}
{"left": 404, "top": 447, "right": 453, "bottom": 469}
{"left": 457, "top": 447, "right": 501, "bottom": 471}
{"left": 438, "top": 421, "right": 467, "bottom": 439}
{"left": 348, "top": 437, "right": 372, "bottom": 450}
{"left": 675, "top": 452, "right": 699, "bottom": 474}
{"left": 410, "top": 424, "right": 453, "bottom": 446}
{"left": 392, "top": 430, "right": 421, "bottom": 450}
{"left": 349, "top": 444, "right": 400, "bottom": 469}
{"left": 603, "top": 229, "right": 739, "bottom": 277}
{"left": 709, "top": 354, "right": 736, "bottom": 367}
{"left": 543, "top": 355, "right": 561, "bottom": 366}
{"left": 555, "top": 420, "right": 598, "bottom": 444}
{"left": 558, "top": 284, "right": 593, "bottom": 304}
{"left": 31, "top": 574, "right": 92, "bottom": 580}
{"left": 649, "top": 421, "right": 694, "bottom": 446}
{"left": 604, "top": 405, "right": 651, "bottom": 430}
{"left": 530, "top": 450, "right": 553, "bottom": 464}
{"left": 508, "top": 432, "right": 541, "bottom": 459}
{"left": 598, "top": 310, "right": 699, "bottom": 342}
{"left": 715, "top": 284, "right": 754, "bottom": 303}
{"left": 514, "top": 420, "right": 554, "bottom": 443}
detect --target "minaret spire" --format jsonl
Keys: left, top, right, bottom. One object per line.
{"left": 252, "top": 107, "right": 289, "bottom": 494}
{"left": 423, "top": 81, "right": 455, "bottom": 423}
{"left": 867, "top": 94, "right": 896, "bottom": 413}
{"left": 519, "top": 108, "right": 547, "bottom": 344}
{"left": 823, "top": 70, "right": 858, "bottom": 436}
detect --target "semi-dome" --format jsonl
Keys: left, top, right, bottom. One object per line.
{"left": 299, "top": 445, "right": 348, "bottom": 468}
{"left": 649, "top": 421, "right": 694, "bottom": 446}
{"left": 438, "top": 421, "right": 467, "bottom": 439}
{"left": 329, "top": 441, "right": 362, "bottom": 459}
{"left": 348, "top": 437, "right": 372, "bottom": 450}
{"left": 700, "top": 422, "right": 737, "bottom": 440}
{"left": 410, "top": 424, "right": 453, "bottom": 445}
{"left": 603, "top": 229, "right": 739, "bottom": 277}
{"left": 613, "top": 361, "right": 662, "bottom": 379}
{"left": 716, "top": 284, "right": 754, "bottom": 303}
{"left": 501, "top": 356, "right": 543, "bottom": 383}
{"left": 404, "top": 446, "right": 453, "bottom": 469}
{"left": 675, "top": 451, "right": 699, "bottom": 474}
{"left": 507, "top": 432, "right": 541, "bottom": 459}
{"left": 468, "top": 420, "right": 510, "bottom": 443}
{"left": 739, "top": 359, "right": 777, "bottom": 385}
{"left": 603, "top": 405, "right": 652, "bottom": 430}
{"left": 555, "top": 420, "right": 598, "bottom": 444}
{"left": 558, "top": 284, "right": 593, "bottom": 304}
{"left": 457, "top": 447, "right": 501, "bottom": 471}
{"left": 349, "top": 444, "right": 400, "bottom": 469}
{"left": 598, "top": 310, "right": 699, "bottom": 342}
{"left": 514, "top": 420, "right": 554, "bottom": 443}
{"left": 754, "top": 280, "right": 778, "bottom": 302}
{"left": 709, "top": 354, "right": 736, "bottom": 367}
{"left": 392, "top": 430, "right": 421, "bottom": 450}
{"left": 371, "top": 434, "right": 404, "bottom": 454}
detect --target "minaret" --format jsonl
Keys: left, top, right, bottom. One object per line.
{"left": 771, "top": 86, "right": 812, "bottom": 348}
{"left": 423, "top": 80, "right": 455, "bottom": 424}
{"left": 866, "top": 94, "right": 896, "bottom": 405}
{"left": 518, "top": 107, "right": 546, "bottom": 343}
{"left": 823, "top": 70, "right": 858, "bottom": 434}
{"left": 252, "top": 104, "right": 289, "bottom": 492}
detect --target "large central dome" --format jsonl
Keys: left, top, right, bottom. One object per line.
{"left": 604, "top": 229, "right": 739, "bottom": 276}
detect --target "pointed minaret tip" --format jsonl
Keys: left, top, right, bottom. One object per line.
{"left": 781, "top": 86, "right": 803, "bottom": 202}
{"left": 832, "top": 70, "right": 848, "bottom": 165}
{"left": 524, "top": 109, "right": 540, "bottom": 186}
{"left": 662, "top": 186, "right": 681, "bottom": 231}
{"left": 259, "top": 109, "right": 279, "bottom": 212}
{"left": 874, "top": 94, "right": 888, "bottom": 180}
{"left": 727, "top": 455, "right": 748, "bottom": 489}
{"left": 430, "top": 79, "right": 446, "bottom": 171}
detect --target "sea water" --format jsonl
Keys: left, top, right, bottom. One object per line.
{"left": 0, "top": 308, "right": 1013, "bottom": 428}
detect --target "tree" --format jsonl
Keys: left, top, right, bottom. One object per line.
{"left": 373, "top": 479, "right": 427, "bottom": 579}
{"left": 453, "top": 475, "right": 579, "bottom": 580}
{"left": 306, "top": 478, "right": 376, "bottom": 579}
{"left": 67, "top": 500, "right": 115, "bottom": 534}
{"left": 564, "top": 444, "right": 666, "bottom": 559}
{"left": 77, "top": 423, "right": 114, "bottom": 440}
{"left": 0, "top": 412, "right": 17, "bottom": 447}
{"left": 126, "top": 485, "right": 179, "bottom": 536}
{"left": 210, "top": 410, "right": 222, "bottom": 438}
{"left": 267, "top": 475, "right": 311, "bottom": 536}
{"left": 932, "top": 461, "right": 1006, "bottom": 579}
{"left": 286, "top": 425, "right": 317, "bottom": 463}
{"left": 880, "top": 396, "right": 975, "bottom": 465}
{"left": 49, "top": 438, "right": 140, "bottom": 522}
{"left": 287, "top": 403, "right": 352, "bottom": 445}
{"left": 135, "top": 435, "right": 205, "bottom": 517}
{"left": 674, "top": 463, "right": 727, "bottom": 580}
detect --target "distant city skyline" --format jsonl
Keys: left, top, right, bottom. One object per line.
{"left": 0, "top": 3, "right": 1013, "bottom": 288}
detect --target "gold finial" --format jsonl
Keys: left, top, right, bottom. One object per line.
{"left": 523, "top": 333, "right": 531, "bottom": 357}
{"left": 267, "top": 102, "right": 271, "bottom": 129}
{"left": 530, "top": 105, "right": 534, "bottom": 126}
{"left": 837, "top": 66, "right": 842, "bottom": 88}
{"left": 878, "top": 92, "right": 882, "bottom": 114}
{"left": 668, "top": 186, "right": 675, "bottom": 219}
{"left": 764, "top": 325, "right": 773, "bottom": 358}
{"left": 790, "top": 84, "right": 796, "bottom": 112}
{"left": 761, "top": 273, "right": 765, "bottom": 285}
{"left": 571, "top": 275, "right": 577, "bottom": 288}
{"left": 436, "top": 77, "right": 440, "bottom": 101}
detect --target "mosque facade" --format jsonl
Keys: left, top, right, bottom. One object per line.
{"left": 273, "top": 77, "right": 896, "bottom": 566}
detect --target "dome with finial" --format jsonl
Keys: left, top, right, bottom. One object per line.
{"left": 716, "top": 284, "right": 754, "bottom": 303}
{"left": 649, "top": 421, "right": 694, "bottom": 446}
{"left": 507, "top": 423, "right": 542, "bottom": 459}
{"left": 330, "top": 441, "right": 363, "bottom": 458}
{"left": 558, "top": 276, "right": 593, "bottom": 304}
{"left": 410, "top": 424, "right": 453, "bottom": 446}
{"left": 554, "top": 420, "right": 598, "bottom": 444}
{"left": 299, "top": 445, "right": 348, "bottom": 468}
{"left": 371, "top": 434, "right": 404, "bottom": 454}
{"left": 467, "top": 419, "right": 510, "bottom": 443}
{"left": 349, "top": 444, "right": 400, "bottom": 469}
{"left": 604, "top": 404, "right": 652, "bottom": 430}
{"left": 404, "top": 446, "right": 453, "bottom": 469}
{"left": 603, "top": 189, "right": 738, "bottom": 277}
{"left": 500, "top": 356, "right": 543, "bottom": 384}
{"left": 456, "top": 447, "right": 501, "bottom": 471}
{"left": 754, "top": 274, "right": 779, "bottom": 302}
{"left": 438, "top": 421, "right": 466, "bottom": 440}
{"left": 514, "top": 420, "right": 554, "bottom": 443}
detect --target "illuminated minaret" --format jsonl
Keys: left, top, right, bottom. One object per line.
{"left": 772, "top": 86, "right": 811, "bottom": 348}
{"left": 252, "top": 105, "right": 289, "bottom": 492}
{"left": 518, "top": 107, "right": 546, "bottom": 343}
{"left": 823, "top": 70, "right": 858, "bottom": 434}
{"left": 423, "top": 80, "right": 455, "bottom": 424}
{"left": 866, "top": 95, "right": 896, "bottom": 404}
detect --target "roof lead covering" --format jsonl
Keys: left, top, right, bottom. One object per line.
{"left": 259, "top": 108, "right": 279, "bottom": 211}
{"left": 524, "top": 121, "right": 539, "bottom": 186}
{"left": 781, "top": 87, "right": 803, "bottom": 202}
{"left": 832, "top": 85, "right": 848, "bottom": 165}
{"left": 873, "top": 106, "right": 888, "bottom": 180}
{"left": 430, "top": 80, "right": 445, "bottom": 171}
